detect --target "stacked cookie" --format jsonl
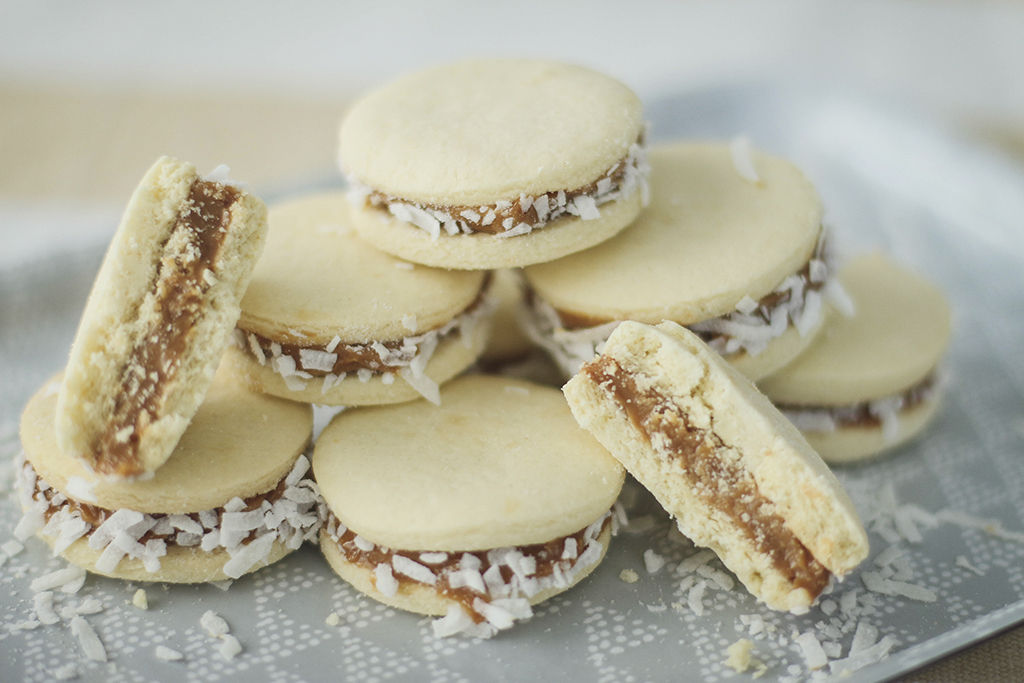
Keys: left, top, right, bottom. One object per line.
{"left": 18, "top": 157, "right": 323, "bottom": 583}
{"left": 16, "top": 57, "right": 952, "bottom": 641}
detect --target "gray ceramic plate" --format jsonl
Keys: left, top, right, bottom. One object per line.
{"left": 2, "top": 84, "right": 1024, "bottom": 682}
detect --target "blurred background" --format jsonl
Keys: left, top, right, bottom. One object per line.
{"left": 1, "top": 0, "right": 1022, "bottom": 267}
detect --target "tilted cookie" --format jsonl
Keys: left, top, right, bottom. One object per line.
{"left": 56, "top": 157, "right": 267, "bottom": 478}
{"left": 339, "top": 59, "right": 648, "bottom": 269}
{"left": 563, "top": 321, "right": 868, "bottom": 612}
{"left": 759, "top": 253, "right": 952, "bottom": 462}
{"left": 313, "top": 375, "right": 624, "bottom": 637}
{"left": 225, "top": 192, "right": 493, "bottom": 406}
{"left": 524, "top": 140, "right": 835, "bottom": 381}
{"left": 19, "top": 365, "right": 320, "bottom": 583}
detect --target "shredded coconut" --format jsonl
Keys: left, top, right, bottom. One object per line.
{"left": 201, "top": 610, "right": 230, "bottom": 637}
{"left": 729, "top": 136, "right": 760, "bottom": 183}
{"left": 155, "top": 645, "right": 183, "bottom": 661}
{"left": 70, "top": 616, "right": 106, "bottom": 661}
{"left": 219, "top": 634, "right": 243, "bottom": 660}
{"left": 642, "top": 549, "right": 666, "bottom": 574}
{"left": 349, "top": 142, "right": 649, "bottom": 238}
{"left": 17, "top": 456, "right": 323, "bottom": 579}
{"left": 235, "top": 281, "right": 495, "bottom": 404}
{"left": 523, "top": 236, "right": 831, "bottom": 375}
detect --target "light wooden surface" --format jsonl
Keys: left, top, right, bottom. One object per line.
{"left": 1, "top": 81, "right": 1021, "bottom": 682}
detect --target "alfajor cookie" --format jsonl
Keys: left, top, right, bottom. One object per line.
{"left": 313, "top": 375, "right": 624, "bottom": 637}
{"left": 225, "top": 192, "right": 494, "bottom": 406}
{"left": 339, "top": 59, "right": 649, "bottom": 270}
{"left": 56, "top": 157, "right": 267, "bottom": 479}
{"left": 563, "top": 321, "right": 869, "bottom": 613}
{"left": 759, "top": 253, "right": 952, "bottom": 463}
{"left": 18, "top": 366, "right": 321, "bottom": 583}
{"left": 524, "top": 140, "right": 838, "bottom": 382}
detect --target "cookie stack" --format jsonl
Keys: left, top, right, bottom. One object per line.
{"left": 18, "top": 157, "right": 324, "bottom": 584}
{"left": 16, "top": 57, "right": 952, "bottom": 641}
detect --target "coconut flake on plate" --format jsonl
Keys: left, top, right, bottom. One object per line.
{"left": 69, "top": 616, "right": 106, "bottom": 662}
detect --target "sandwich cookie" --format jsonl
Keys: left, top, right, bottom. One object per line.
{"left": 313, "top": 375, "right": 624, "bottom": 637}
{"left": 524, "top": 141, "right": 838, "bottom": 381}
{"left": 759, "top": 253, "right": 952, "bottom": 463}
{"left": 563, "top": 321, "right": 869, "bottom": 612}
{"left": 18, "top": 366, "right": 321, "bottom": 583}
{"left": 339, "top": 59, "right": 649, "bottom": 269}
{"left": 57, "top": 157, "right": 268, "bottom": 479}
{"left": 225, "top": 192, "right": 494, "bottom": 406}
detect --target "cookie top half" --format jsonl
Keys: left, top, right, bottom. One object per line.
{"left": 22, "top": 366, "right": 312, "bottom": 514}
{"left": 238, "top": 193, "right": 486, "bottom": 344}
{"left": 313, "top": 375, "right": 624, "bottom": 552}
{"left": 759, "top": 253, "right": 952, "bottom": 404}
{"left": 339, "top": 59, "right": 644, "bottom": 207}
{"left": 525, "top": 142, "right": 823, "bottom": 324}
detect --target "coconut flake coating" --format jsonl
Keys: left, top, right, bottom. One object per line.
{"left": 16, "top": 454, "right": 324, "bottom": 580}
{"left": 347, "top": 141, "right": 649, "bottom": 240}
{"left": 324, "top": 510, "right": 613, "bottom": 637}
{"left": 522, "top": 234, "right": 834, "bottom": 377}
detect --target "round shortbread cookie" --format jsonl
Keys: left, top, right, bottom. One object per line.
{"left": 313, "top": 375, "right": 623, "bottom": 552}
{"left": 56, "top": 156, "right": 268, "bottom": 479}
{"left": 799, "top": 398, "right": 942, "bottom": 464}
{"left": 525, "top": 142, "right": 823, "bottom": 324}
{"left": 346, "top": 191, "right": 644, "bottom": 270}
{"left": 759, "top": 252, "right": 952, "bottom": 405}
{"left": 563, "top": 321, "right": 869, "bottom": 613}
{"left": 47, "top": 535, "right": 294, "bottom": 584}
{"left": 232, "top": 192, "right": 493, "bottom": 405}
{"left": 239, "top": 193, "right": 485, "bottom": 344}
{"left": 339, "top": 59, "right": 647, "bottom": 270}
{"left": 319, "top": 524, "right": 612, "bottom": 617}
{"left": 340, "top": 59, "right": 644, "bottom": 207}
{"left": 21, "top": 366, "right": 312, "bottom": 514}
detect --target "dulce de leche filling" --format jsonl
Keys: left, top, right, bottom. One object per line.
{"left": 585, "top": 356, "right": 830, "bottom": 597}
{"left": 329, "top": 511, "right": 612, "bottom": 623}
{"left": 350, "top": 140, "right": 648, "bottom": 237}
{"left": 92, "top": 180, "right": 240, "bottom": 477}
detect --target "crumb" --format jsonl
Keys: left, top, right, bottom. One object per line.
{"left": 619, "top": 569, "right": 639, "bottom": 584}
{"left": 325, "top": 612, "right": 340, "bottom": 626}
{"left": 726, "top": 638, "right": 754, "bottom": 672}
{"left": 132, "top": 589, "right": 148, "bottom": 610}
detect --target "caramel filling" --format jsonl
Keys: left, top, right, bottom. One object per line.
{"left": 92, "top": 180, "right": 239, "bottom": 477}
{"left": 778, "top": 373, "right": 938, "bottom": 429}
{"left": 585, "top": 356, "right": 830, "bottom": 596}
{"left": 330, "top": 512, "right": 612, "bottom": 623}
{"left": 238, "top": 273, "right": 493, "bottom": 377}
{"left": 350, "top": 140, "right": 648, "bottom": 237}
